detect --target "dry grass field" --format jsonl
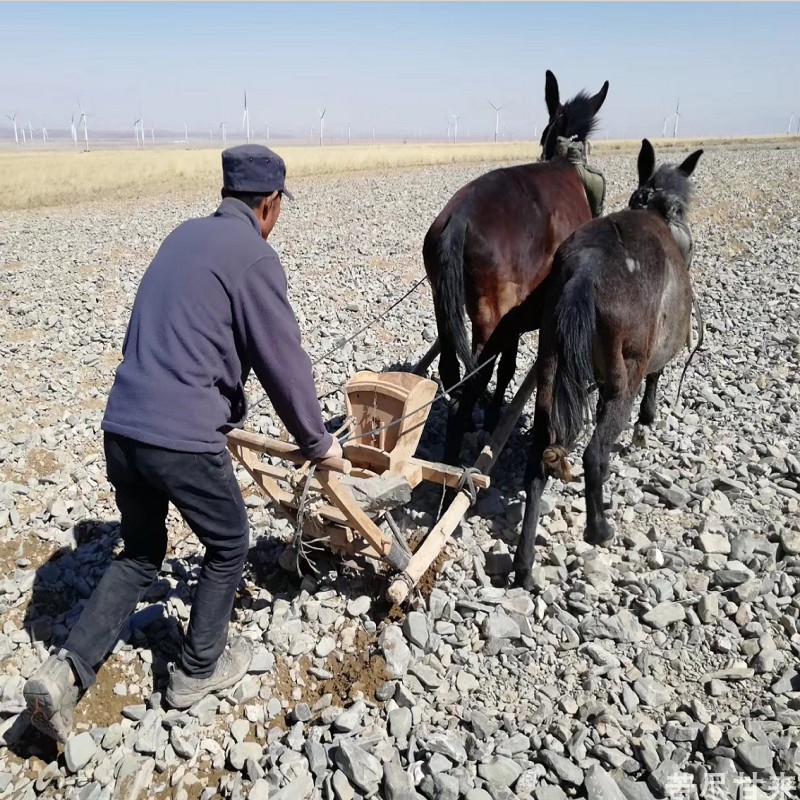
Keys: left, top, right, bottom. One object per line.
{"left": 2, "top": 134, "right": 797, "bottom": 211}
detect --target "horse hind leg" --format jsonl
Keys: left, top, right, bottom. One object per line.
{"left": 583, "top": 379, "right": 637, "bottom": 547}
{"left": 632, "top": 370, "right": 662, "bottom": 448}
{"left": 484, "top": 334, "right": 519, "bottom": 433}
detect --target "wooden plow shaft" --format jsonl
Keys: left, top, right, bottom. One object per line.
{"left": 385, "top": 359, "right": 538, "bottom": 605}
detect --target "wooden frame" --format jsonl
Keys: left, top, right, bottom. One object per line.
{"left": 227, "top": 368, "right": 535, "bottom": 602}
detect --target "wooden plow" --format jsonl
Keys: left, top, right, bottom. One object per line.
{"left": 227, "top": 365, "right": 537, "bottom": 604}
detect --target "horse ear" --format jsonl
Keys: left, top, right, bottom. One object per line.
{"left": 545, "top": 70, "right": 560, "bottom": 119}
{"left": 588, "top": 80, "right": 610, "bottom": 117}
{"left": 678, "top": 149, "right": 704, "bottom": 177}
{"left": 637, "top": 138, "right": 656, "bottom": 185}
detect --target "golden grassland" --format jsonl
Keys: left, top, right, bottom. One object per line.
{"left": 1, "top": 135, "right": 797, "bottom": 212}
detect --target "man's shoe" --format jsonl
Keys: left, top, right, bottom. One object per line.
{"left": 23, "top": 649, "right": 80, "bottom": 743}
{"left": 165, "top": 637, "right": 253, "bottom": 710}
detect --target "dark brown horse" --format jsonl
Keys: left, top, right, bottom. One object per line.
{"left": 422, "top": 70, "right": 610, "bottom": 465}
{"left": 513, "top": 139, "right": 704, "bottom": 589}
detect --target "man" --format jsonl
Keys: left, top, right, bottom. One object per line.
{"left": 24, "top": 144, "right": 341, "bottom": 742}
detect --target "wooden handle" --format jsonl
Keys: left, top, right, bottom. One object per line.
{"left": 226, "top": 429, "right": 351, "bottom": 474}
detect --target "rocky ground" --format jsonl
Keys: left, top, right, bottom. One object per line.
{"left": 1, "top": 143, "right": 799, "bottom": 800}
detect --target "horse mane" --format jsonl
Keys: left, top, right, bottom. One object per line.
{"left": 630, "top": 163, "right": 694, "bottom": 219}
{"left": 563, "top": 90, "right": 601, "bottom": 141}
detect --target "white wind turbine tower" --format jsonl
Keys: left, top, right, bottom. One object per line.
{"left": 266, "top": 122, "right": 270, "bottom": 145}
{"left": 449, "top": 111, "right": 461, "bottom": 144}
{"left": 667, "top": 98, "right": 683, "bottom": 139}
{"left": 42, "top": 126, "right": 48, "bottom": 142}
{"left": 488, "top": 100, "right": 505, "bottom": 143}
{"left": 70, "top": 113, "right": 78, "bottom": 149}
{"left": 219, "top": 121, "right": 227, "bottom": 144}
{"left": 28, "top": 121, "right": 33, "bottom": 141}
{"left": 347, "top": 120, "right": 351, "bottom": 145}
{"left": 318, "top": 108, "right": 326, "bottom": 146}
{"left": 6, "top": 112, "right": 19, "bottom": 149}
{"left": 444, "top": 113, "right": 452, "bottom": 143}
{"left": 77, "top": 99, "right": 90, "bottom": 152}
{"left": 134, "top": 117, "right": 141, "bottom": 145}
{"left": 242, "top": 91, "right": 250, "bottom": 143}
{"left": 184, "top": 122, "right": 188, "bottom": 143}
{"left": 150, "top": 124, "right": 155, "bottom": 143}
{"left": 788, "top": 112, "right": 796, "bottom": 135}
{"left": 21, "top": 125, "right": 26, "bottom": 145}
{"left": 662, "top": 115, "right": 669, "bottom": 137}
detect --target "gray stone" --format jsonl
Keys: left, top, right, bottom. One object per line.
{"left": 389, "top": 707, "right": 413, "bottom": 742}
{"left": 534, "top": 788, "right": 568, "bottom": 800}
{"left": 647, "top": 760, "right": 680, "bottom": 797}
{"left": 336, "top": 739, "right": 383, "bottom": 794}
{"left": 231, "top": 718, "right": 249, "bottom": 743}
{"left": 478, "top": 756, "right": 523, "bottom": 788}
{"left": 332, "top": 769, "right": 355, "bottom": 800}
{"left": 616, "top": 777, "right": 657, "bottom": 800}
{"left": 539, "top": 750, "right": 583, "bottom": 786}
{"left": 346, "top": 595, "right": 372, "bottom": 617}
{"left": 585, "top": 765, "right": 628, "bottom": 800}
{"left": 402, "top": 612, "right": 430, "bottom": 649}
{"left": 341, "top": 474, "right": 411, "bottom": 513}
{"left": 113, "top": 755, "right": 155, "bottom": 800}
{"left": 380, "top": 625, "right": 413, "bottom": 679}
{"left": 65, "top": 731, "right": 97, "bottom": 773}
{"left": 427, "top": 732, "right": 468, "bottom": 764}
{"left": 133, "top": 710, "right": 162, "bottom": 755}
{"left": 384, "top": 761, "right": 419, "bottom": 800}
{"left": 580, "top": 610, "right": 643, "bottom": 643}
{"left": 697, "top": 533, "right": 731, "bottom": 554}
{"left": 229, "top": 742, "right": 263, "bottom": 771}
{"left": 735, "top": 740, "right": 773, "bottom": 773}
{"left": 481, "top": 613, "right": 521, "bottom": 640}
{"left": 641, "top": 602, "right": 686, "bottom": 629}
{"left": 248, "top": 779, "right": 271, "bottom": 800}
{"left": 271, "top": 774, "right": 314, "bottom": 800}
{"left": 248, "top": 651, "right": 275, "bottom": 674}
{"left": 634, "top": 677, "right": 672, "bottom": 708}
{"left": 170, "top": 727, "right": 198, "bottom": 760}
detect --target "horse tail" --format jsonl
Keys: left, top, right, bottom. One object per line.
{"left": 429, "top": 214, "right": 476, "bottom": 382}
{"left": 549, "top": 265, "right": 596, "bottom": 454}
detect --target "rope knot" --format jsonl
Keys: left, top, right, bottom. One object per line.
{"left": 543, "top": 445, "right": 573, "bottom": 482}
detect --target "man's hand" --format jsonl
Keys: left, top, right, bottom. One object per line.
{"left": 319, "top": 436, "right": 343, "bottom": 461}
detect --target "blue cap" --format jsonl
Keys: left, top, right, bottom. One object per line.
{"left": 221, "top": 144, "right": 294, "bottom": 200}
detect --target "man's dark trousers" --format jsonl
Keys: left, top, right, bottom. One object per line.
{"left": 63, "top": 432, "right": 249, "bottom": 690}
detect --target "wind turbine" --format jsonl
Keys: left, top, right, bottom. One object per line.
{"left": 219, "top": 121, "right": 227, "bottom": 144}
{"left": 21, "top": 125, "right": 26, "bottom": 145}
{"left": 28, "top": 121, "right": 33, "bottom": 142}
{"left": 444, "top": 113, "right": 452, "bottom": 142}
{"left": 347, "top": 120, "right": 351, "bottom": 145}
{"left": 318, "top": 108, "right": 326, "bottom": 146}
{"left": 265, "top": 122, "right": 270, "bottom": 145}
{"left": 70, "top": 113, "right": 77, "bottom": 149}
{"left": 788, "top": 112, "right": 796, "bottom": 135}
{"left": 449, "top": 111, "right": 461, "bottom": 144}
{"left": 150, "top": 124, "right": 155, "bottom": 143}
{"left": 42, "top": 126, "right": 48, "bottom": 142}
{"left": 77, "top": 99, "right": 90, "bottom": 152}
{"left": 6, "top": 112, "right": 19, "bottom": 149}
{"left": 662, "top": 115, "right": 669, "bottom": 137}
{"left": 666, "top": 98, "right": 683, "bottom": 139}
{"left": 184, "top": 122, "right": 188, "bottom": 143}
{"left": 134, "top": 117, "right": 142, "bottom": 145}
{"left": 242, "top": 91, "right": 250, "bottom": 143}
{"left": 488, "top": 100, "right": 505, "bottom": 143}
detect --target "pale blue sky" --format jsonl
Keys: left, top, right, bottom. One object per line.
{"left": 1, "top": 2, "right": 798, "bottom": 141}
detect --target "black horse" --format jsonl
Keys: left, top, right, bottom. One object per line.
{"left": 421, "top": 70, "right": 609, "bottom": 465}
{"left": 513, "top": 139, "right": 704, "bottom": 589}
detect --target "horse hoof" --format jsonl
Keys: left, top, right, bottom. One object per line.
{"left": 585, "top": 523, "right": 615, "bottom": 548}
{"left": 512, "top": 570, "right": 537, "bottom": 592}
